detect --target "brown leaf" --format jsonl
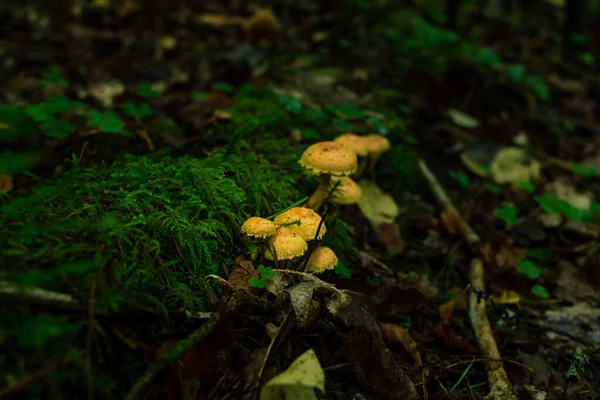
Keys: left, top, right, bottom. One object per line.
{"left": 0, "top": 174, "right": 14, "bottom": 194}
{"left": 440, "top": 207, "right": 460, "bottom": 235}
{"left": 434, "top": 301, "right": 479, "bottom": 353}
{"left": 377, "top": 222, "right": 405, "bottom": 255}
{"left": 326, "top": 292, "right": 420, "bottom": 400}
{"left": 226, "top": 256, "right": 258, "bottom": 293}
{"left": 379, "top": 322, "right": 422, "bottom": 368}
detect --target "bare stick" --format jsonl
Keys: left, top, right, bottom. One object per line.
{"left": 418, "top": 159, "right": 517, "bottom": 400}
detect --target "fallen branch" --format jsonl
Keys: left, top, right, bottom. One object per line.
{"left": 0, "top": 280, "right": 215, "bottom": 321}
{"left": 124, "top": 314, "right": 219, "bottom": 400}
{"left": 418, "top": 159, "right": 518, "bottom": 400}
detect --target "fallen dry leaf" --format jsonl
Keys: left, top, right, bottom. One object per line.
{"left": 434, "top": 301, "right": 479, "bottom": 353}
{"left": 545, "top": 179, "right": 593, "bottom": 211}
{"left": 357, "top": 180, "right": 403, "bottom": 254}
{"left": 440, "top": 207, "right": 460, "bottom": 235}
{"left": 260, "top": 349, "right": 324, "bottom": 400}
{"left": 493, "top": 289, "right": 521, "bottom": 304}
{"left": 226, "top": 256, "right": 259, "bottom": 294}
{"left": 490, "top": 147, "right": 541, "bottom": 186}
{"left": 379, "top": 322, "right": 422, "bottom": 368}
{"left": 325, "top": 291, "right": 420, "bottom": 400}
{"left": 0, "top": 174, "right": 14, "bottom": 194}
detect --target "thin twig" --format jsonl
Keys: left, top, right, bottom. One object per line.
{"left": 271, "top": 269, "right": 348, "bottom": 299}
{"left": 257, "top": 308, "right": 293, "bottom": 385}
{"left": 418, "top": 159, "right": 518, "bottom": 400}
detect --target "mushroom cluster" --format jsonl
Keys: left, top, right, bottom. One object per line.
{"left": 298, "top": 133, "right": 390, "bottom": 211}
{"left": 239, "top": 209, "right": 338, "bottom": 274}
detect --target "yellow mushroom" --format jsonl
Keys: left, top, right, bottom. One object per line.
{"left": 306, "top": 246, "right": 338, "bottom": 274}
{"left": 274, "top": 207, "right": 326, "bottom": 241}
{"left": 264, "top": 227, "right": 308, "bottom": 261}
{"left": 299, "top": 141, "right": 357, "bottom": 210}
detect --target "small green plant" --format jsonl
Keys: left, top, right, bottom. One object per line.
{"left": 449, "top": 170, "right": 470, "bottom": 188}
{"left": 120, "top": 103, "right": 153, "bottom": 119}
{"left": 87, "top": 111, "right": 128, "bottom": 135}
{"left": 212, "top": 82, "right": 234, "bottom": 93}
{"left": 249, "top": 265, "right": 274, "bottom": 289}
{"left": 515, "top": 258, "right": 542, "bottom": 279}
{"left": 567, "top": 347, "right": 590, "bottom": 379}
{"left": 572, "top": 163, "right": 599, "bottom": 178}
{"left": 41, "top": 66, "right": 69, "bottom": 88}
{"left": 136, "top": 84, "right": 162, "bottom": 98}
{"left": 531, "top": 284, "right": 549, "bottom": 299}
{"left": 334, "top": 261, "right": 351, "bottom": 278}
{"left": 494, "top": 206, "right": 520, "bottom": 226}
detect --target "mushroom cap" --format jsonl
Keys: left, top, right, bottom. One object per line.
{"left": 264, "top": 227, "right": 308, "bottom": 260}
{"left": 334, "top": 133, "right": 369, "bottom": 157}
{"left": 330, "top": 176, "right": 362, "bottom": 205}
{"left": 241, "top": 216, "right": 278, "bottom": 239}
{"left": 365, "top": 134, "right": 391, "bottom": 155}
{"left": 299, "top": 141, "right": 358, "bottom": 176}
{"left": 306, "top": 246, "right": 338, "bottom": 273}
{"left": 273, "top": 207, "right": 326, "bottom": 240}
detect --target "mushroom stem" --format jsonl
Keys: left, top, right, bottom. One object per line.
{"left": 352, "top": 156, "right": 368, "bottom": 179}
{"left": 365, "top": 153, "right": 382, "bottom": 174}
{"left": 306, "top": 175, "right": 331, "bottom": 210}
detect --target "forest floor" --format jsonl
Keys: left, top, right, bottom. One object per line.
{"left": 1, "top": 1, "right": 599, "bottom": 399}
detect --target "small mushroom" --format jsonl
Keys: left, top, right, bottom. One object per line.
{"left": 274, "top": 207, "right": 326, "bottom": 241}
{"left": 306, "top": 246, "right": 338, "bottom": 274}
{"left": 299, "top": 141, "right": 358, "bottom": 210}
{"left": 241, "top": 216, "right": 278, "bottom": 239}
{"left": 264, "top": 227, "right": 308, "bottom": 262}
{"left": 330, "top": 176, "right": 361, "bottom": 205}
{"left": 364, "top": 134, "right": 391, "bottom": 173}
{"left": 335, "top": 133, "right": 369, "bottom": 178}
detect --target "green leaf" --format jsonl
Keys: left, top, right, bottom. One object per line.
{"left": 332, "top": 118, "right": 355, "bottom": 132}
{"left": 87, "top": 111, "right": 126, "bottom": 134}
{"left": 572, "top": 163, "right": 599, "bottom": 178}
{"left": 531, "top": 284, "right": 550, "bottom": 299}
{"left": 0, "top": 151, "right": 42, "bottom": 174}
{"left": 449, "top": 170, "right": 470, "bottom": 188}
{"left": 278, "top": 96, "right": 303, "bottom": 112}
{"left": 0, "top": 105, "right": 40, "bottom": 143}
{"left": 516, "top": 258, "right": 541, "bottom": 279}
{"left": 486, "top": 184, "right": 501, "bottom": 193}
{"left": 192, "top": 92, "right": 207, "bottom": 100}
{"left": 42, "top": 119, "right": 76, "bottom": 138}
{"left": 248, "top": 276, "right": 265, "bottom": 289}
{"left": 212, "top": 82, "right": 234, "bottom": 93}
{"left": 336, "top": 104, "right": 365, "bottom": 119}
{"left": 525, "top": 247, "right": 552, "bottom": 261}
{"left": 505, "top": 65, "right": 526, "bottom": 83}
{"left": 261, "top": 267, "right": 274, "bottom": 280}
{"left": 136, "top": 84, "right": 161, "bottom": 98}
{"left": 41, "top": 66, "right": 69, "bottom": 88}
{"left": 301, "top": 128, "right": 320, "bottom": 140}
{"left": 334, "top": 261, "right": 351, "bottom": 278}
{"left": 519, "top": 181, "right": 535, "bottom": 193}
{"left": 120, "top": 103, "right": 153, "bottom": 118}
{"left": 494, "top": 206, "right": 520, "bottom": 226}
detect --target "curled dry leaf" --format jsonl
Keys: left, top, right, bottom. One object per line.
{"left": 357, "top": 180, "right": 404, "bottom": 254}
{"left": 379, "top": 322, "right": 422, "bottom": 368}
{"left": 545, "top": 180, "right": 593, "bottom": 211}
